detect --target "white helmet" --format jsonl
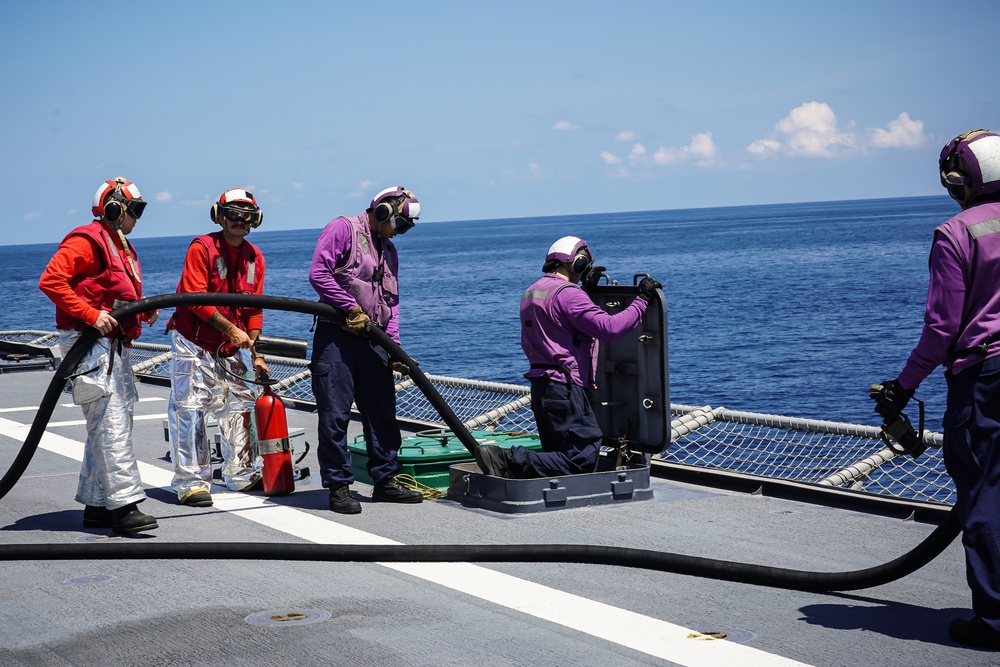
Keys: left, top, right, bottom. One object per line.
{"left": 543, "top": 236, "right": 592, "bottom": 274}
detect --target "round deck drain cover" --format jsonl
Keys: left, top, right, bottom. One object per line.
{"left": 689, "top": 627, "right": 757, "bottom": 644}
{"left": 245, "top": 609, "right": 332, "bottom": 627}
{"left": 64, "top": 574, "right": 117, "bottom": 585}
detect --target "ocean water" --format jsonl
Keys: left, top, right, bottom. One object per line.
{"left": 2, "top": 195, "right": 958, "bottom": 431}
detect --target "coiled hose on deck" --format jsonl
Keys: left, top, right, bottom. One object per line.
{"left": 0, "top": 293, "right": 962, "bottom": 592}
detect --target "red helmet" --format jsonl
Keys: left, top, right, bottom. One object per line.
{"left": 210, "top": 188, "right": 263, "bottom": 228}
{"left": 92, "top": 177, "right": 145, "bottom": 223}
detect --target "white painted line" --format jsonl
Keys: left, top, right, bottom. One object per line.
{"left": 0, "top": 397, "right": 164, "bottom": 414}
{"left": 47, "top": 413, "right": 167, "bottom": 428}
{"left": 0, "top": 415, "right": 812, "bottom": 667}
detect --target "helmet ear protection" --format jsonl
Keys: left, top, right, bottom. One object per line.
{"left": 104, "top": 194, "right": 126, "bottom": 224}
{"left": 571, "top": 248, "right": 592, "bottom": 275}
{"left": 373, "top": 200, "right": 395, "bottom": 222}
{"left": 210, "top": 188, "right": 263, "bottom": 228}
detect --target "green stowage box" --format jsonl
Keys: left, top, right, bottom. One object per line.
{"left": 348, "top": 429, "right": 542, "bottom": 490}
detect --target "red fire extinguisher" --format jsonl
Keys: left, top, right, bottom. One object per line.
{"left": 254, "top": 374, "right": 295, "bottom": 496}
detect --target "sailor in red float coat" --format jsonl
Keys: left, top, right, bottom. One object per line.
{"left": 166, "top": 189, "right": 268, "bottom": 507}
{"left": 38, "top": 177, "right": 159, "bottom": 534}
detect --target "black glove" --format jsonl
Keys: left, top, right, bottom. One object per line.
{"left": 581, "top": 265, "right": 606, "bottom": 290}
{"left": 637, "top": 277, "right": 662, "bottom": 303}
{"left": 870, "top": 379, "right": 914, "bottom": 421}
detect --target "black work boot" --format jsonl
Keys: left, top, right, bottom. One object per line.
{"left": 111, "top": 503, "right": 158, "bottom": 535}
{"left": 329, "top": 484, "right": 362, "bottom": 514}
{"left": 474, "top": 445, "right": 514, "bottom": 478}
{"left": 949, "top": 616, "right": 1000, "bottom": 650}
{"left": 372, "top": 477, "right": 423, "bottom": 503}
{"left": 179, "top": 489, "right": 213, "bottom": 507}
{"left": 82, "top": 505, "right": 113, "bottom": 529}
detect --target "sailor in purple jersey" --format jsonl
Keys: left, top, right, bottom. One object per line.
{"left": 874, "top": 130, "right": 1000, "bottom": 650}
{"left": 476, "top": 236, "right": 662, "bottom": 478}
{"left": 309, "top": 186, "right": 424, "bottom": 514}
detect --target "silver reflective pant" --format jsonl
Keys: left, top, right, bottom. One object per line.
{"left": 167, "top": 331, "right": 261, "bottom": 498}
{"left": 58, "top": 330, "right": 145, "bottom": 510}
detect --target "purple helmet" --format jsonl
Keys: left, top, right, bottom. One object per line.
{"left": 544, "top": 236, "right": 592, "bottom": 274}
{"left": 369, "top": 186, "right": 420, "bottom": 220}
{"left": 939, "top": 129, "right": 1000, "bottom": 206}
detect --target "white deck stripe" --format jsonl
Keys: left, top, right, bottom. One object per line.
{"left": 0, "top": 398, "right": 163, "bottom": 414}
{"left": 0, "top": 416, "right": 812, "bottom": 667}
{"left": 46, "top": 413, "right": 167, "bottom": 428}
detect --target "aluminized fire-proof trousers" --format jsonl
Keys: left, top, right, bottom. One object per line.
{"left": 167, "top": 331, "right": 261, "bottom": 499}
{"left": 58, "top": 330, "right": 146, "bottom": 510}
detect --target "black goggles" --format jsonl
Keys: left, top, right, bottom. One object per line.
{"left": 391, "top": 215, "right": 415, "bottom": 235}
{"left": 222, "top": 206, "right": 256, "bottom": 223}
{"left": 126, "top": 199, "right": 146, "bottom": 220}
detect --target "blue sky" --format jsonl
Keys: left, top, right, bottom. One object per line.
{"left": 2, "top": 1, "right": 998, "bottom": 246}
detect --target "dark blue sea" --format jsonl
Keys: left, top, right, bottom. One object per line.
{"left": 3, "top": 195, "right": 957, "bottom": 432}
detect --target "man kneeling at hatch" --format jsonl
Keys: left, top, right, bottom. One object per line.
{"left": 475, "top": 236, "right": 661, "bottom": 479}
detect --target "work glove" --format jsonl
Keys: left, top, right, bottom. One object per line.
{"left": 870, "top": 379, "right": 914, "bottom": 421}
{"left": 637, "top": 277, "right": 663, "bottom": 303}
{"left": 391, "top": 359, "right": 419, "bottom": 376}
{"left": 342, "top": 306, "right": 371, "bottom": 335}
{"left": 581, "top": 265, "right": 607, "bottom": 291}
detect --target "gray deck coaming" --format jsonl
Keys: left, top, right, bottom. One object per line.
{"left": 0, "top": 369, "right": 992, "bottom": 666}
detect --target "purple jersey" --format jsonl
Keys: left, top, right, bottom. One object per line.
{"left": 309, "top": 213, "right": 400, "bottom": 343}
{"left": 520, "top": 273, "right": 647, "bottom": 387}
{"left": 899, "top": 200, "right": 1000, "bottom": 389}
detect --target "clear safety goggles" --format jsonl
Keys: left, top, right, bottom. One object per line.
{"left": 222, "top": 205, "right": 257, "bottom": 223}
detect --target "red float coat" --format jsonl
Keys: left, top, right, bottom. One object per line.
{"left": 39, "top": 220, "right": 144, "bottom": 341}
{"left": 171, "top": 232, "right": 265, "bottom": 356}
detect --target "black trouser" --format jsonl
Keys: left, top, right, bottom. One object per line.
{"left": 510, "top": 377, "right": 603, "bottom": 478}
{"left": 311, "top": 321, "right": 401, "bottom": 487}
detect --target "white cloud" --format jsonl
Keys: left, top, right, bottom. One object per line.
{"left": 616, "top": 130, "right": 639, "bottom": 142}
{"left": 653, "top": 146, "right": 684, "bottom": 165}
{"left": 748, "top": 101, "right": 855, "bottom": 158}
{"left": 628, "top": 143, "right": 648, "bottom": 164}
{"left": 23, "top": 211, "right": 42, "bottom": 221}
{"left": 155, "top": 191, "right": 172, "bottom": 202}
{"left": 688, "top": 132, "right": 718, "bottom": 165}
{"left": 652, "top": 133, "right": 718, "bottom": 166}
{"left": 552, "top": 120, "right": 582, "bottom": 131}
{"left": 66, "top": 208, "right": 77, "bottom": 216}
{"left": 869, "top": 112, "right": 926, "bottom": 148}
{"left": 348, "top": 179, "right": 375, "bottom": 198}
{"left": 291, "top": 182, "right": 304, "bottom": 190}
{"left": 747, "top": 138, "right": 781, "bottom": 155}
{"left": 528, "top": 162, "right": 544, "bottom": 178}
{"left": 600, "top": 151, "right": 622, "bottom": 165}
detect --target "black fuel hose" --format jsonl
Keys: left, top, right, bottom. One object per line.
{"left": 0, "top": 512, "right": 960, "bottom": 592}
{"left": 0, "top": 293, "right": 962, "bottom": 593}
